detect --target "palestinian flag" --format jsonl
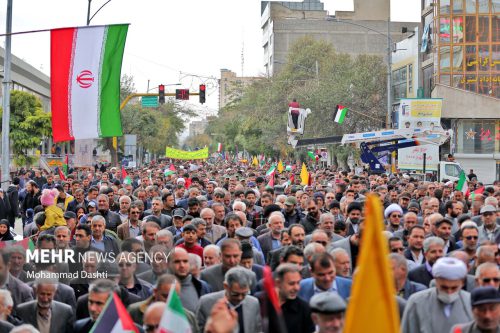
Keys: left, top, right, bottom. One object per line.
{"left": 58, "top": 167, "right": 66, "bottom": 181}
{"left": 121, "top": 166, "right": 132, "bottom": 185}
{"left": 267, "top": 170, "right": 276, "bottom": 188}
{"left": 456, "top": 170, "right": 468, "bottom": 195}
{"left": 266, "top": 165, "right": 276, "bottom": 177}
{"left": 158, "top": 284, "right": 192, "bottom": 333}
{"left": 334, "top": 105, "right": 348, "bottom": 124}
{"left": 470, "top": 186, "right": 485, "bottom": 200}
{"left": 0, "top": 238, "right": 35, "bottom": 251}
{"left": 217, "top": 143, "right": 222, "bottom": 153}
{"left": 51, "top": 24, "right": 128, "bottom": 142}
{"left": 63, "top": 154, "right": 69, "bottom": 176}
{"left": 90, "top": 292, "right": 138, "bottom": 333}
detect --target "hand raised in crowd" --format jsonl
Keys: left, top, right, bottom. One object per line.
{"left": 205, "top": 298, "right": 238, "bottom": 333}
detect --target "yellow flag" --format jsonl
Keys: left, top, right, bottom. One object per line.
{"left": 344, "top": 194, "right": 400, "bottom": 332}
{"left": 112, "top": 137, "right": 118, "bottom": 150}
{"left": 300, "top": 163, "right": 309, "bottom": 185}
{"left": 277, "top": 160, "right": 284, "bottom": 173}
{"left": 252, "top": 156, "right": 259, "bottom": 166}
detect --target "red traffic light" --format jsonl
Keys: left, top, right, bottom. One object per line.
{"left": 159, "top": 84, "right": 165, "bottom": 92}
{"left": 200, "top": 84, "right": 206, "bottom": 91}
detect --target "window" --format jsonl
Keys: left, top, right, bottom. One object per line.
{"left": 445, "top": 164, "right": 462, "bottom": 178}
{"left": 408, "top": 64, "right": 413, "bottom": 93}
{"left": 392, "top": 67, "right": 407, "bottom": 100}
{"left": 457, "top": 119, "right": 496, "bottom": 154}
{"left": 440, "top": 0, "right": 451, "bottom": 14}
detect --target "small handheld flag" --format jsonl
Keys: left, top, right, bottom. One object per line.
{"left": 334, "top": 105, "right": 348, "bottom": 124}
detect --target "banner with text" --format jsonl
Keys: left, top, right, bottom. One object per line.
{"left": 397, "top": 99, "right": 442, "bottom": 171}
{"left": 165, "top": 147, "right": 209, "bottom": 160}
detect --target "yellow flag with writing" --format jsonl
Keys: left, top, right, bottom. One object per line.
{"left": 300, "top": 163, "right": 308, "bottom": 185}
{"left": 277, "top": 160, "right": 284, "bottom": 173}
{"left": 344, "top": 194, "right": 400, "bottom": 332}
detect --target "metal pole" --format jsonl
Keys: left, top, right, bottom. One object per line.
{"left": 315, "top": 60, "right": 319, "bottom": 86}
{"left": 423, "top": 153, "right": 427, "bottom": 181}
{"left": 86, "top": 0, "right": 91, "bottom": 25}
{"left": 1, "top": 0, "right": 13, "bottom": 190}
{"left": 387, "top": 18, "right": 392, "bottom": 129}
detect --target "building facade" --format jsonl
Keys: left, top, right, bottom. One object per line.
{"left": 430, "top": 0, "right": 499, "bottom": 183}
{"left": 218, "top": 69, "right": 262, "bottom": 109}
{"left": 261, "top": 0, "right": 418, "bottom": 76}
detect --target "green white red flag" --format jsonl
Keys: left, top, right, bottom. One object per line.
{"left": 51, "top": 24, "right": 128, "bottom": 142}
{"left": 158, "top": 283, "right": 192, "bottom": 333}
{"left": 456, "top": 170, "right": 468, "bottom": 195}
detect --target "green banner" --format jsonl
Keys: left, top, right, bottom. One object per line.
{"left": 165, "top": 147, "right": 209, "bottom": 160}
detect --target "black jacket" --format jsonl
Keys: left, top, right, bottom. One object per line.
{"left": 6, "top": 185, "right": 19, "bottom": 226}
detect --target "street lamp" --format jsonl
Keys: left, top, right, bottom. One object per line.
{"left": 325, "top": 16, "right": 395, "bottom": 129}
{"left": 87, "top": 0, "right": 112, "bottom": 26}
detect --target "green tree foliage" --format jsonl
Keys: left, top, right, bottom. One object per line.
{"left": 207, "top": 36, "right": 387, "bottom": 163}
{"left": 0, "top": 90, "right": 52, "bottom": 166}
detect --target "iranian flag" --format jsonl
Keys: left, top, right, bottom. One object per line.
{"left": 456, "top": 170, "right": 468, "bottom": 195}
{"left": 51, "top": 24, "right": 129, "bottom": 142}
{"left": 266, "top": 164, "right": 276, "bottom": 177}
{"left": 334, "top": 105, "right": 348, "bottom": 124}
{"left": 217, "top": 143, "right": 222, "bottom": 153}
{"left": 158, "top": 285, "right": 192, "bottom": 333}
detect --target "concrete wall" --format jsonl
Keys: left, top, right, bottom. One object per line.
{"left": 432, "top": 84, "right": 500, "bottom": 119}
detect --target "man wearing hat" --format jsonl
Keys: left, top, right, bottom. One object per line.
{"left": 385, "top": 203, "right": 404, "bottom": 233}
{"left": 235, "top": 227, "right": 265, "bottom": 265}
{"left": 478, "top": 205, "right": 499, "bottom": 243}
{"left": 451, "top": 287, "right": 500, "bottom": 333}
{"left": 402, "top": 257, "right": 473, "bottom": 333}
{"left": 166, "top": 208, "right": 187, "bottom": 237}
{"left": 283, "top": 196, "right": 303, "bottom": 227}
{"left": 309, "top": 290, "right": 347, "bottom": 333}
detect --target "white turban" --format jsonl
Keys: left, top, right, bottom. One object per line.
{"left": 384, "top": 203, "right": 403, "bottom": 218}
{"left": 432, "top": 257, "right": 467, "bottom": 280}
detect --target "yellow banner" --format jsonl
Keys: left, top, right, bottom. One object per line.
{"left": 165, "top": 147, "right": 209, "bottom": 160}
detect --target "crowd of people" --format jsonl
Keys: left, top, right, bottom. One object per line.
{"left": 0, "top": 159, "right": 498, "bottom": 333}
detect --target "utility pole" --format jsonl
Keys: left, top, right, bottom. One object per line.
{"left": 1, "top": 0, "right": 13, "bottom": 190}
{"left": 387, "top": 18, "right": 392, "bottom": 129}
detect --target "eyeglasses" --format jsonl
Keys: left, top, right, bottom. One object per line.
{"left": 118, "top": 262, "right": 133, "bottom": 268}
{"left": 307, "top": 208, "right": 316, "bottom": 212}
{"left": 130, "top": 211, "right": 140, "bottom": 215}
{"left": 143, "top": 324, "right": 159, "bottom": 333}
{"left": 391, "top": 248, "right": 404, "bottom": 252}
{"left": 482, "top": 277, "right": 500, "bottom": 283}
{"left": 229, "top": 290, "right": 249, "bottom": 298}
{"left": 464, "top": 236, "right": 478, "bottom": 240}
{"left": 391, "top": 215, "right": 402, "bottom": 218}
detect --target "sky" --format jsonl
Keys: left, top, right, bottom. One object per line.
{"left": 0, "top": 0, "right": 421, "bottom": 116}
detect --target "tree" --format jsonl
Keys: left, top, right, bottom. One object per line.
{"left": 0, "top": 90, "right": 52, "bottom": 166}
{"left": 207, "top": 36, "right": 387, "bottom": 165}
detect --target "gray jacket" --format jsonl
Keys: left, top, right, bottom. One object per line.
{"left": 16, "top": 300, "right": 74, "bottom": 333}
{"left": 196, "top": 290, "right": 262, "bottom": 333}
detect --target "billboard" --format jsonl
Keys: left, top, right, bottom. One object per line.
{"left": 397, "top": 99, "right": 442, "bottom": 171}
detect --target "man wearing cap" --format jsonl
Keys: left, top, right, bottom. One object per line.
{"left": 402, "top": 257, "right": 473, "bottom": 333}
{"left": 167, "top": 208, "right": 186, "bottom": 238}
{"left": 478, "top": 205, "right": 500, "bottom": 243}
{"left": 309, "top": 291, "right": 347, "bottom": 333}
{"left": 451, "top": 287, "right": 500, "bottom": 333}
{"left": 282, "top": 196, "right": 303, "bottom": 227}
{"left": 235, "top": 227, "right": 265, "bottom": 265}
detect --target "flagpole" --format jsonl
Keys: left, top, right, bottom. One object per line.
{"left": 1, "top": 0, "right": 13, "bottom": 191}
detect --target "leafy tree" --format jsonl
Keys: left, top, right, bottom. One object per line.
{"left": 0, "top": 90, "right": 52, "bottom": 166}
{"left": 207, "top": 36, "right": 387, "bottom": 166}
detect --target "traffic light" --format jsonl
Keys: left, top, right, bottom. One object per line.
{"left": 158, "top": 84, "right": 165, "bottom": 104}
{"left": 199, "top": 84, "right": 206, "bottom": 104}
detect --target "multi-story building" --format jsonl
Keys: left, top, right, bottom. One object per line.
{"left": 218, "top": 69, "right": 262, "bottom": 109}
{"left": 189, "top": 119, "right": 209, "bottom": 138}
{"left": 428, "top": 0, "right": 499, "bottom": 182}
{"left": 261, "top": 0, "right": 418, "bottom": 76}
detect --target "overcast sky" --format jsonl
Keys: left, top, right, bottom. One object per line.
{"left": 0, "top": 0, "right": 421, "bottom": 114}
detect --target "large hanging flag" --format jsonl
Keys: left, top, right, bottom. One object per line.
{"left": 51, "top": 24, "right": 129, "bottom": 142}
{"left": 344, "top": 195, "right": 400, "bottom": 333}
{"left": 158, "top": 283, "right": 192, "bottom": 333}
{"left": 89, "top": 292, "right": 139, "bottom": 333}
{"left": 277, "top": 160, "right": 284, "bottom": 173}
{"left": 456, "top": 170, "right": 468, "bottom": 195}
{"left": 217, "top": 142, "right": 222, "bottom": 153}
{"left": 333, "top": 104, "right": 348, "bottom": 124}
{"left": 300, "top": 163, "right": 309, "bottom": 185}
